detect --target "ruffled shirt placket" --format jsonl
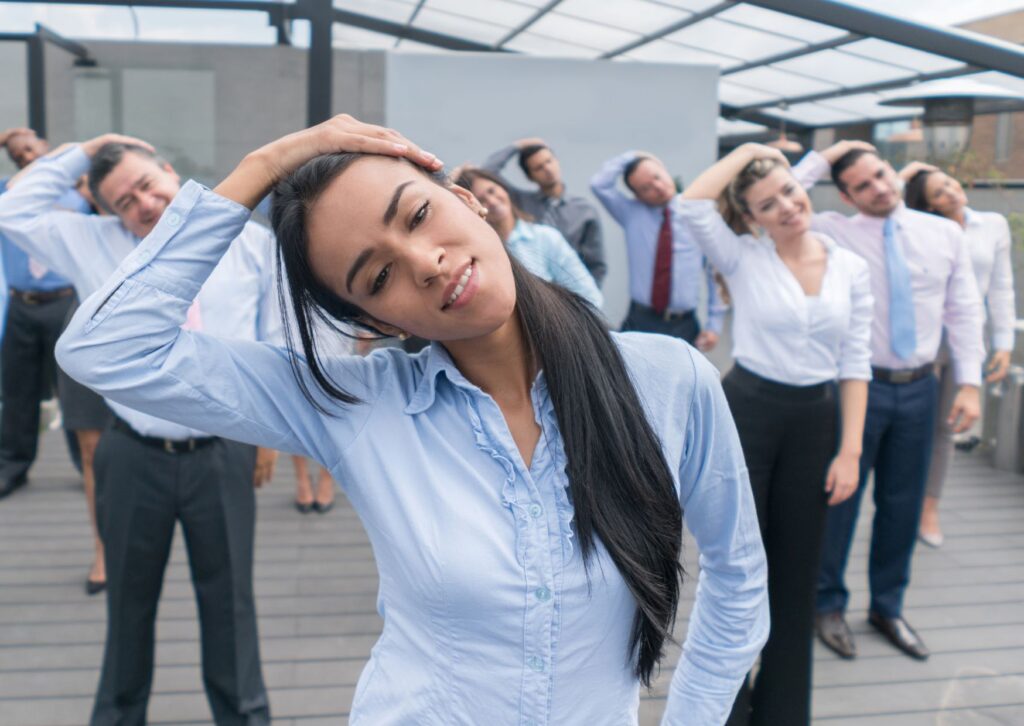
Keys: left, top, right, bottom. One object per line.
{"left": 456, "top": 374, "right": 566, "bottom": 726}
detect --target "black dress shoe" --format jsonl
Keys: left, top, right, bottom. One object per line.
{"left": 816, "top": 611, "right": 857, "bottom": 659}
{"left": 85, "top": 578, "right": 107, "bottom": 596}
{"left": 0, "top": 473, "right": 28, "bottom": 500}
{"left": 313, "top": 499, "right": 334, "bottom": 515}
{"left": 294, "top": 500, "right": 314, "bottom": 514}
{"left": 868, "top": 611, "right": 929, "bottom": 660}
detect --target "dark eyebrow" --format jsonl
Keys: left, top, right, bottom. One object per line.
{"left": 383, "top": 181, "right": 414, "bottom": 226}
{"left": 346, "top": 248, "right": 374, "bottom": 294}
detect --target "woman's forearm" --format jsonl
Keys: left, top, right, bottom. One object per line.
{"left": 682, "top": 146, "right": 756, "bottom": 201}
{"left": 837, "top": 379, "right": 868, "bottom": 457}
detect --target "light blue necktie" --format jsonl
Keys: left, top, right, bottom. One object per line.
{"left": 884, "top": 217, "right": 917, "bottom": 360}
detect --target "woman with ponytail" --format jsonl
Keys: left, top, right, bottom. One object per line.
{"left": 680, "top": 143, "right": 872, "bottom": 726}
{"left": 57, "top": 115, "right": 767, "bottom": 725}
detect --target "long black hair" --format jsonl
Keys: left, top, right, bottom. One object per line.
{"left": 270, "top": 153, "right": 683, "bottom": 686}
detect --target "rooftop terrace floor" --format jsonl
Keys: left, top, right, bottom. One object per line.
{"left": 1, "top": 429, "right": 1022, "bottom": 725}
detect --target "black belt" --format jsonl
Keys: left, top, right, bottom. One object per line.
{"left": 871, "top": 363, "right": 935, "bottom": 385}
{"left": 729, "top": 364, "right": 835, "bottom": 402}
{"left": 630, "top": 301, "right": 696, "bottom": 322}
{"left": 9, "top": 286, "right": 74, "bottom": 305}
{"left": 112, "top": 416, "right": 216, "bottom": 454}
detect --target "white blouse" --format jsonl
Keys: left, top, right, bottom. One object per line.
{"left": 679, "top": 199, "right": 873, "bottom": 386}
{"left": 964, "top": 208, "right": 1016, "bottom": 352}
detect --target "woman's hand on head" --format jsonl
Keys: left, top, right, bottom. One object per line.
{"left": 220, "top": 114, "right": 443, "bottom": 209}
{"left": 736, "top": 143, "right": 790, "bottom": 166}
{"left": 897, "top": 160, "right": 939, "bottom": 182}
{"left": 259, "top": 114, "right": 441, "bottom": 186}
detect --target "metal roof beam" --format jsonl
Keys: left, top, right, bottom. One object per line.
{"left": 730, "top": 64, "right": 980, "bottom": 114}
{"left": 599, "top": 1, "right": 736, "bottom": 60}
{"left": 331, "top": 7, "right": 507, "bottom": 52}
{"left": 720, "top": 103, "right": 813, "bottom": 132}
{"left": 495, "top": 0, "right": 565, "bottom": 50}
{"left": 721, "top": 32, "right": 861, "bottom": 76}
{"left": 744, "top": 0, "right": 1024, "bottom": 78}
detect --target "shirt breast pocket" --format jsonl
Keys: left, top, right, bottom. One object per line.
{"left": 908, "top": 256, "right": 950, "bottom": 298}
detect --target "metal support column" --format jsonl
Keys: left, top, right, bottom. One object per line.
{"left": 25, "top": 34, "right": 46, "bottom": 138}
{"left": 299, "top": 0, "right": 333, "bottom": 127}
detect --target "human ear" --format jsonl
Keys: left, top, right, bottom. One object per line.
{"left": 355, "top": 315, "right": 408, "bottom": 340}
{"left": 162, "top": 162, "right": 180, "bottom": 185}
{"left": 450, "top": 184, "right": 488, "bottom": 217}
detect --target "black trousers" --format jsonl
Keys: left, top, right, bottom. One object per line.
{"left": 723, "top": 366, "right": 838, "bottom": 726}
{"left": 0, "top": 291, "right": 76, "bottom": 484}
{"left": 91, "top": 425, "right": 270, "bottom": 726}
{"left": 620, "top": 301, "right": 699, "bottom": 344}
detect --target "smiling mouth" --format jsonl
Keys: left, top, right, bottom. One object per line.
{"left": 442, "top": 261, "right": 475, "bottom": 310}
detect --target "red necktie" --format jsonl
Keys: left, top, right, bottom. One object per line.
{"left": 651, "top": 206, "right": 673, "bottom": 314}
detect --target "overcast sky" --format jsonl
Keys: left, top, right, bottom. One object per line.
{"left": 0, "top": 0, "right": 1022, "bottom": 47}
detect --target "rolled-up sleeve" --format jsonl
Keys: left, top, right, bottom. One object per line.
{"left": 838, "top": 252, "right": 874, "bottom": 381}
{"left": 663, "top": 352, "right": 769, "bottom": 725}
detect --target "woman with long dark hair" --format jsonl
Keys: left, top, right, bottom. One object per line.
{"left": 57, "top": 115, "right": 768, "bottom": 724}
{"left": 680, "top": 143, "right": 872, "bottom": 726}
{"left": 452, "top": 166, "right": 603, "bottom": 309}
{"left": 901, "top": 162, "right": 1016, "bottom": 547}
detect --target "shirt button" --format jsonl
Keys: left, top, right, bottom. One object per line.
{"left": 535, "top": 586, "right": 551, "bottom": 602}
{"left": 166, "top": 212, "right": 182, "bottom": 227}
{"left": 528, "top": 503, "right": 542, "bottom": 519}
{"left": 527, "top": 655, "right": 545, "bottom": 672}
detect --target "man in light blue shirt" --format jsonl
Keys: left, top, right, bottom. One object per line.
{"left": 0, "top": 135, "right": 280, "bottom": 725}
{"left": 591, "top": 151, "right": 726, "bottom": 350}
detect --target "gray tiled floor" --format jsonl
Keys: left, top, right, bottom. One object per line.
{"left": 1, "top": 430, "right": 1022, "bottom": 724}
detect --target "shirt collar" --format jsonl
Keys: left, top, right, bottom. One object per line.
{"left": 508, "top": 219, "right": 534, "bottom": 244}
{"left": 964, "top": 207, "right": 981, "bottom": 227}
{"left": 404, "top": 342, "right": 481, "bottom": 415}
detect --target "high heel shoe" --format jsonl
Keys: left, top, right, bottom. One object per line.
{"left": 312, "top": 499, "right": 334, "bottom": 514}
{"left": 294, "top": 500, "right": 314, "bottom": 514}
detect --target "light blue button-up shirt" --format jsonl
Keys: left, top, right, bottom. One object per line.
{"left": 0, "top": 146, "right": 282, "bottom": 440}
{"left": 591, "top": 152, "right": 727, "bottom": 333}
{"left": 56, "top": 179, "right": 769, "bottom": 725}
{"left": 505, "top": 219, "right": 603, "bottom": 309}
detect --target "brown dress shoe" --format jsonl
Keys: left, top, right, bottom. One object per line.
{"left": 816, "top": 611, "right": 856, "bottom": 659}
{"left": 868, "top": 611, "right": 929, "bottom": 660}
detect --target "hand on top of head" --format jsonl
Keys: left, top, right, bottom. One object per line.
{"left": 897, "top": 160, "right": 939, "bottom": 182}
{"left": 820, "top": 139, "right": 876, "bottom": 165}
{"left": 259, "top": 114, "right": 442, "bottom": 188}
{"left": 0, "top": 127, "right": 35, "bottom": 148}
{"left": 81, "top": 133, "right": 154, "bottom": 158}
{"left": 737, "top": 143, "right": 790, "bottom": 166}
{"left": 514, "top": 137, "right": 545, "bottom": 149}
